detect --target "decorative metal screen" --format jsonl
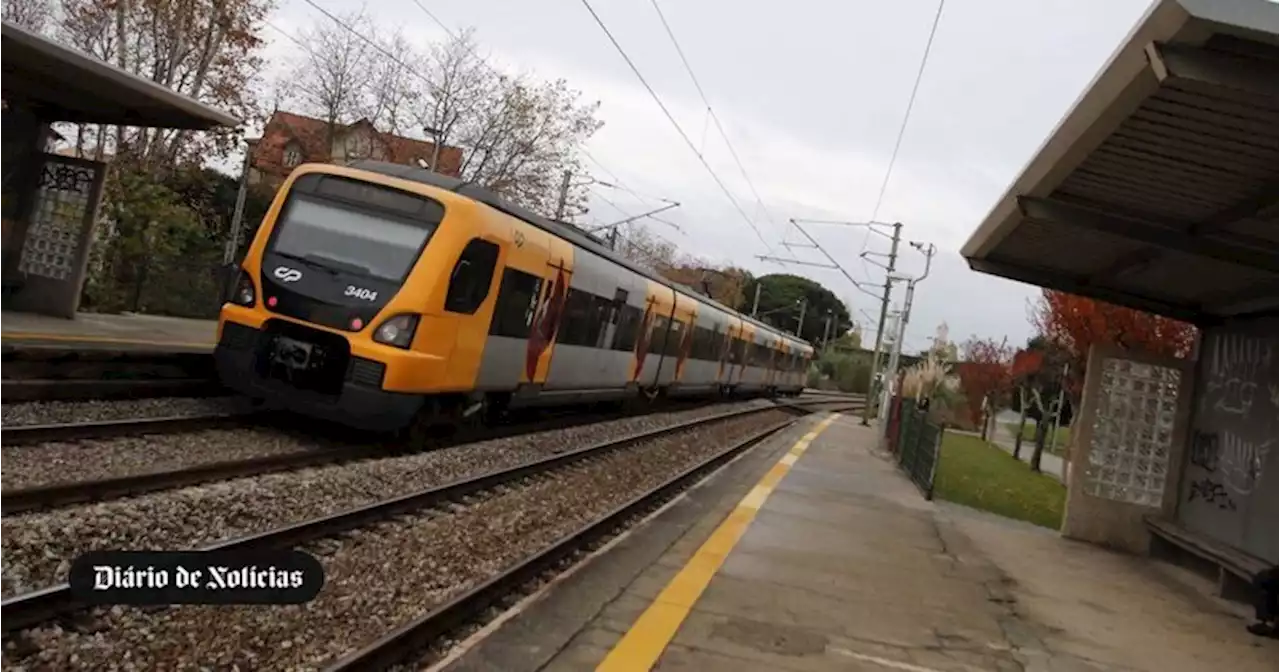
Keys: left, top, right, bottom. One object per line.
{"left": 1084, "top": 357, "right": 1180, "bottom": 506}
{"left": 17, "top": 160, "right": 98, "bottom": 280}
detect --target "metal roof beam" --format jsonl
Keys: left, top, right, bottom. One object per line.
{"left": 968, "top": 255, "right": 1204, "bottom": 324}
{"left": 1187, "top": 186, "right": 1278, "bottom": 236}
{"left": 1144, "top": 41, "right": 1278, "bottom": 99}
{"left": 1091, "top": 248, "right": 1162, "bottom": 282}
{"left": 1017, "top": 196, "right": 1278, "bottom": 273}
{"left": 1200, "top": 278, "right": 1278, "bottom": 315}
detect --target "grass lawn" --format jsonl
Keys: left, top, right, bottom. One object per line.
{"left": 934, "top": 432, "right": 1066, "bottom": 530}
{"left": 1003, "top": 422, "right": 1071, "bottom": 455}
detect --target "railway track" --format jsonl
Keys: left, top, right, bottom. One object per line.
{"left": 1, "top": 410, "right": 255, "bottom": 446}
{"left": 0, "top": 402, "right": 854, "bottom": 665}
{"left": 2, "top": 397, "right": 856, "bottom": 516}
{"left": 1, "top": 346, "right": 220, "bottom": 402}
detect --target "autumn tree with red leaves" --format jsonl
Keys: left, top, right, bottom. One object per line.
{"left": 1031, "top": 289, "right": 1198, "bottom": 405}
{"left": 955, "top": 336, "right": 1014, "bottom": 436}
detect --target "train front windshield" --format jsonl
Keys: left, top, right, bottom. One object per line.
{"left": 268, "top": 175, "right": 446, "bottom": 283}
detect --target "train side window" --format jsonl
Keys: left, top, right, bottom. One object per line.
{"left": 648, "top": 315, "right": 669, "bottom": 355}
{"left": 556, "top": 288, "right": 592, "bottom": 346}
{"left": 703, "top": 326, "right": 718, "bottom": 361}
{"left": 586, "top": 293, "right": 611, "bottom": 347}
{"left": 612, "top": 304, "right": 641, "bottom": 351}
{"left": 611, "top": 290, "right": 628, "bottom": 325}
{"left": 489, "top": 269, "right": 543, "bottom": 338}
{"left": 666, "top": 320, "right": 685, "bottom": 356}
{"left": 444, "top": 239, "right": 500, "bottom": 315}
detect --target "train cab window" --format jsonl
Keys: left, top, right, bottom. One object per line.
{"left": 489, "top": 269, "right": 543, "bottom": 338}
{"left": 444, "top": 239, "right": 499, "bottom": 314}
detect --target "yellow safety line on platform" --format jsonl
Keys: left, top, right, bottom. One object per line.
{"left": 0, "top": 332, "right": 215, "bottom": 349}
{"left": 595, "top": 412, "right": 841, "bottom": 672}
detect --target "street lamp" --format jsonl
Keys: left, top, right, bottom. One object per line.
{"left": 423, "top": 125, "right": 442, "bottom": 172}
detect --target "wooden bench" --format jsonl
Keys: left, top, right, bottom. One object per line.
{"left": 0, "top": 275, "right": 23, "bottom": 300}
{"left": 1145, "top": 516, "right": 1272, "bottom": 603}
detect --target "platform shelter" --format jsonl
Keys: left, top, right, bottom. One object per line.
{"left": 1, "top": 20, "right": 239, "bottom": 319}
{"left": 962, "top": 0, "right": 1277, "bottom": 598}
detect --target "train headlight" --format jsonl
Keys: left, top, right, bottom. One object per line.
{"left": 373, "top": 314, "right": 419, "bottom": 349}
{"left": 230, "top": 269, "right": 256, "bottom": 307}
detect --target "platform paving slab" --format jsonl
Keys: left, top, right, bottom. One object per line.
{"left": 1, "top": 310, "right": 216, "bottom": 352}
{"left": 440, "top": 413, "right": 1274, "bottom": 672}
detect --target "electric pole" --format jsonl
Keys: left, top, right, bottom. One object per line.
{"left": 554, "top": 170, "right": 572, "bottom": 221}
{"left": 796, "top": 298, "right": 808, "bottom": 337}
{"left": 821, "top": 311, "right": 833, "bottom": 354}
{"left": 878, "top": 242, "right": 937, "bottom": 421}
{"left": 862, "top": 221, "right": 902, "bottom": 426}
{"left": 750, "top": 283, "right": 762, "bottom": 317}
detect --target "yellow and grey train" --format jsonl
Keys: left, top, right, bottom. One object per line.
{"left": 215, "top": 160, "right": 814, "bottom": 433}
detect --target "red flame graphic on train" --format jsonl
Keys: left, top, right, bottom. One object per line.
{"left": 525, "top": 269, "right": 567, "bottom": 381}
{"left": 631, "top": 301, "right": 657, "bottom": 381}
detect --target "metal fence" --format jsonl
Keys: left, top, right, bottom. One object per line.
{"left": 888, "top": 396, "right": 943, "bottom": 500}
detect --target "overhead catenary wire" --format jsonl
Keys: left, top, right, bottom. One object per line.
{"left": 278, "top": 0, "right": 653, "bottom": 233}
{"left": 648, "top": 0, "right": 785, "bottom": 243}
{"left": 297, "top": 0, "right": 442, "bottom": 97}
{"left": 857, "top": 0, "right": 947, "bottom": 282}
{"left": 577, "top": 0, "right": 773, "bottom": 252}
{"left": 400, "top": 0, "right": 693, "bottom": 242}
{"left": 869, "top": 0, "right": 947, "bottom": 222}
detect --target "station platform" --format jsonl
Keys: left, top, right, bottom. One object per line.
{"left": 439, "top": 412, "right": 1276, "bottom": 672}
{"left": 0, "top": 310, "right": 216, "bottom": 353}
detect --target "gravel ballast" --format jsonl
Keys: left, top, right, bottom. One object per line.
{"left": 5, "top": 409, "right": 794, "bottom": 670}
{"left": 0, "top": 428, "right": 331, "bottom": 492}
{"left": 1, "top": 400, "right": 771, "bottom": 598}
{"left": 0, "top": 396, "right": 244, "bottom": 427}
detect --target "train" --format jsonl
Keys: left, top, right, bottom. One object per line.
{"left": 214, "top": 160, "right": 814, "bottom": 438}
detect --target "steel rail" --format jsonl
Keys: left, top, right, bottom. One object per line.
{"left": 0, "top": 400, "right": 795, "bottom": 515}
{"left": 1, "top": 411, "right": 257, "bottom": 446}
{"left": 1, "top": 378, "right": 223, "bottom": 403}
{"left": 326, "top": 409, "right": 820, "bottom": 671}
{"left": 0, "top": 403, "right": 813, "bottom": 633}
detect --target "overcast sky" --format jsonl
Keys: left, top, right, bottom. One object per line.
{"left": 262, "top": 0, "right": 1157, "bottom": 353}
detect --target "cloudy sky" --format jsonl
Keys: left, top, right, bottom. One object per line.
{"left": 261, "top": 0, "right": 1157, "bottom": 353}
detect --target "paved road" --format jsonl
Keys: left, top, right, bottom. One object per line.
{"left": 955, "top": 418, "right": 1067, "bottom": 483}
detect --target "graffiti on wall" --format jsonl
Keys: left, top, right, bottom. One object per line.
{"left": 1183, "top": 323, "right": 1277, "bottom": 551}
{"left": 1200, "top": 332, "right": 1274, "bottom": 418}
{"left": 1188, "top": 477, "right": 1237, "bottom": 510}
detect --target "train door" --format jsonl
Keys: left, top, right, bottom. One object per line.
{"left": 733, "top": 323, "right": 755, "bottom": 387}
{"left": 765, "top": 338, "right": 777, "bottom": 389}
{"left": 661, "top": 292, "right": 697, "bottom": 387}
{"left": 523, "top": 238, "right": 574, "bottom": 387}
{"left": 636, "top": 282, "right": 675, "bottom": 391}
{"left": 718, "top": 316, "right": 739, "bottom": 388}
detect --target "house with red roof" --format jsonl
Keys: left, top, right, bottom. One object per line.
{"left": 248, "top": 111, "right": 463, "bottom": 188}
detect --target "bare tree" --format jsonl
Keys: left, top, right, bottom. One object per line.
{"left": 55, "top": 0, "right": 274, "bottom": 166}
{"left": 287, "top": 10, "right": 376, "bottom": 158}
{"left": 402, "top": 30, "right": 603, "bottom": 214}
{"left": 456, "top": 75, "right": 603, "bottom": 215}
{"left": 409, "top": 29, "right": 491, "bottom": 161}
{"left": 3, "top": 0, "right": 54, "bottom": 33}
{"left": 364, "top": 31, "right": 416, "bottom": 137}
